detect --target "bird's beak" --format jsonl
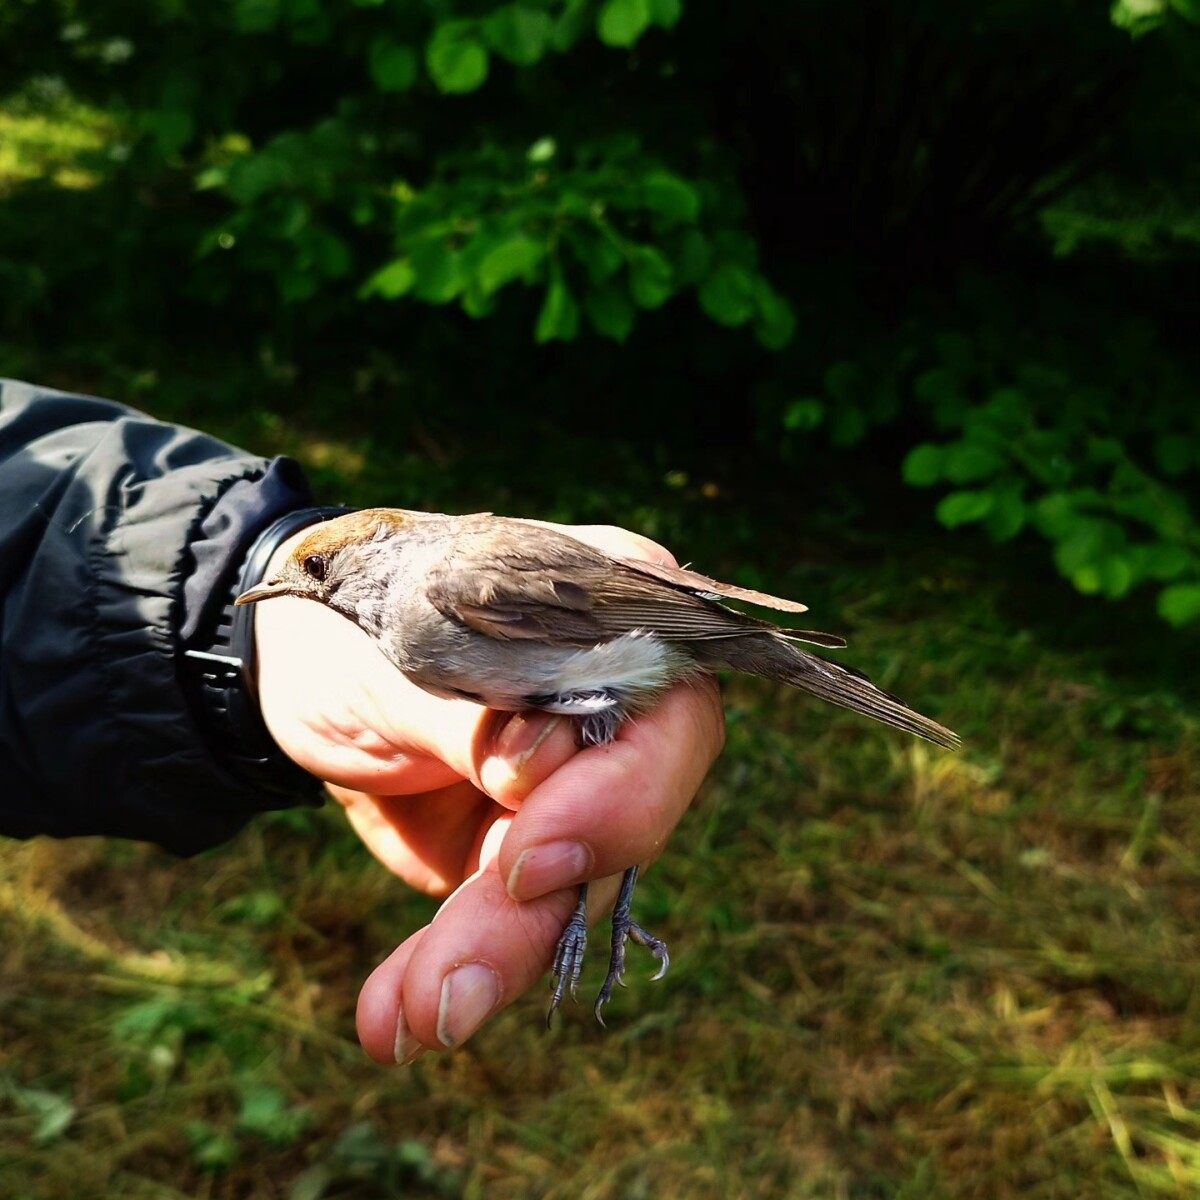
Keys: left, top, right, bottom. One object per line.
{"left": 234, "top": 579, "right": 287, "bottom": 606}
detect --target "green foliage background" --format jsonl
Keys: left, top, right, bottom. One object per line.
{"left": 2, "top": 2, "right": 1200, "bottom": 1197}
{"left": 1, "top": 0, "right": 1199, "bottom": 623}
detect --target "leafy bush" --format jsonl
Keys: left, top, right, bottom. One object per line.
{"left": 899, "top": 279, "right": 1200, "bottom": 625}
{"left": 1, "top": 0, "right": 1198, "bottom": 621}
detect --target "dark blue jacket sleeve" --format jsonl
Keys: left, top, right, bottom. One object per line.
{"left": 0, "top": 378, "right": 322, "bottom": 853}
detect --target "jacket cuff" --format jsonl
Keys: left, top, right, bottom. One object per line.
{"left": 181, "top": 504, "right": 351, "bottom": 805}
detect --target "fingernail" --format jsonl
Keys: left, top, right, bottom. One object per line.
{"left": 507, "top": 839, "right": 592, "bottom": 901}
{"left": 436, "top": 963, "right": 500, "bottom": 1049}
{"left": 393, "top": 1007, "right": 427, "bottom": 1066}
{"left": 494, "top": 713, "right": 562, "bottom": 774}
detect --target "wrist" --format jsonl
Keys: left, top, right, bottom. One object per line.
{"left": 182, "top": 506, "right": 350, "bottom": 799}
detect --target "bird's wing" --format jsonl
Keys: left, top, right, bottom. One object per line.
{"left": 615, "top": 557, "right": 811, "bottom": 614}
{"left": 426, "top": 525, "right": 845, "bottom": 648}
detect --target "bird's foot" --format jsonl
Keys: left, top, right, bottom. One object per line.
{"left": 593, "top": 865, "right": 670, "bottom": 1027}
{"left": 547, "top": 883, "right": 588, "bottom": 1027}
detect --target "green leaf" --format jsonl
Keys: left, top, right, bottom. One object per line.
{"left": 698, "top": 264, "right": 756, "bottom": 326}
{"left": 754, "top": 283, "right": 795, "bottom": 350}
{"left": 902, "top": 444, "right": 946, "bottom": 487}
{"left": 673, "top": 229, "right": 712, "bottom": 284}
{"left": 648, "top": 0, "right": 684, "bottom": 28}
{"left": 983, "top": 486, "right": 1026, "bottom": 542}
{"left": 829, "top": 403, "right": 867, "bottom": 447}
{"left": 936, "top": 490, "right": 995, "bottom": 528}
{"left": 360, "top": 258, "right": 416, "bottom": 302}
{"left": 758, "top": 291, "right": 796, "bottom": 350}
{"left": 13, "top": 1087, "right": 76, "bottom": 1146}
{"left": 223, "top": 154, "right": 286, "bottom": 205}
{"left": 1034, "top": 491, "right": 1088, "bottom": 540}
{"left": 1158, "top": 582, "right": 1200, "bottom": 626}
{"left": 1073, "top": 554, "right": 1133, "bottom": 599}
{"left": 597, "top": 0, "right": 651, "bottom": 47}
{"left": 426, "top": 21, "right": 490, "bottom": 94}
{"left": 308, "top": 227, "right": 351, "bottom": 279}
{"left": 482, "top": 5, "right": 554, "bottom": 66}
{"left": 569, "top": 227, "right": 625, "bottom": 284}
{"left": 551, "top": 0, "right": 592, "bottom": 51}
{"left": 368, "top": 38, "right": 418, "bottom": 92}
{"left": 411, "top": 241, "right": 465, "bottom": 303}
{"left": 114, "top": 995, "right": 198, "bottom": 1038}
{"left": 1112, "top": 0, "right": 1169, "bottom": 34}
{"left": 476, "top": 235, "right": 545, "bottom": 295}
{"left": 641, "top": 171, "right": 700, "bottom": 221}
{"left": 536, "top": 274, "right": 579, "bottom": 342}
{"left": 584, "top": 282, "right": 635, "bottom": 341}
{"left": 1053, "top": 519, "right": 1123, "bottom": 578}
{"left": 188, "top": 1120, "right": 239, "bottom": 1170}
{"left": 1135, "top": 541, "right": 1191, "bottom": 582}
{"left": 984, "top": 387, "right": 1029, "bottom": 434}
{"left": 783, "top": 397, "right": 824, "bottom": 431}
{"left": 944, "top": 442, "right": 1005, "bottom": 484}
{"left": 238, "top": 1084, "right": 312, "bottom": 1146}
{"left": 628, "top": 246, "right": 674, "bottom": 308}
{"left": 460, "top": 281, "right": 498, "bottom": 319}
{"left": 216, "top": 888, "right": 285, "bottom": 926}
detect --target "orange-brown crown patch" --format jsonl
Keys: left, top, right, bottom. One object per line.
{"left": 292, "top": 508, "right": 417, "bottom": 559}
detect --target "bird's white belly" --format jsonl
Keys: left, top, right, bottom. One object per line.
{"left": 403, "top": 631, "right": 697, "bottom": 715}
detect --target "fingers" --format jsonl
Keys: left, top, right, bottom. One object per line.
{"left": 530, "top": 521, "right": 678, "bottom": 567}
{"left": 357, "top": 927, "right": 427, "bottom": 1065}
{"left": 329, "top": 779, "right": 496, "bottom": 898}
{"left": 356, "top": 825, "right": 624, "bottom": 1062}
{"left": 354, "top": 676, "right": 723, "bottom": 1061}
{"left": 500, "top": 677, "right": 725, "bottom": 901}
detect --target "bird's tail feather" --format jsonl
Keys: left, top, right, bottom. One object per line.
{"left": 701, "top": 635, "right": 960, "bottom": 751}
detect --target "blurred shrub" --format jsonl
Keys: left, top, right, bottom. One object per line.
{"left": 899, "top": 278, "right": 1200, "bottom": 627}
{"left": 1, "top": 1, "right": 1198, "bottom": 620}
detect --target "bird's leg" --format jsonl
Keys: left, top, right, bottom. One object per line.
{"left": 547, "top": 882, "right": 589, "bottom": 1026}
{"left": 594, "top": 864, "right": 671, "bottom": 1026}
{"left": 543, "top": 699, "right": 670, "bottom": 1028}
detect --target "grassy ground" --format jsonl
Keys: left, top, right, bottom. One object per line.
{"left": 1, "top": 386, "right": 1197, "bottom": 1199}
{"left": 2, "top": 92, "right": 1198, "bottom": 1200}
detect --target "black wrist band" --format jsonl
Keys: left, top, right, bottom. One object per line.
{"left": 182, "top": 505, "right": 352, "bottom": 800}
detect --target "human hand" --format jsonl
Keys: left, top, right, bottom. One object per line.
{"left": 251, "top": 521, "right": 726, "bottom": 1063}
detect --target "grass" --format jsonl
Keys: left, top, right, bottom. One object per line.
{"left": 1, "top": 392, "right": 1197, "bottom": 1198}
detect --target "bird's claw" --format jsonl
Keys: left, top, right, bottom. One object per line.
{"left": 630, "top": 921, "right": 671, "bottom": 982}
{"left": 548, "top": 868, "right": 671, "bottom": 1029}
{"left": 593, "top": 915, "right": 670, "bottom": 1026}
{"left": 547, "top": 889, "right": 589, "bottom": 1028}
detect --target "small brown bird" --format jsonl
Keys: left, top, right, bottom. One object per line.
{"left": 236, "top": 508, "right": 959, "bottom": 1024}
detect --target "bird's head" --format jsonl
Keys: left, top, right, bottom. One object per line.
{"left": 235, "top": 509, "right": 418, "bottom": 635}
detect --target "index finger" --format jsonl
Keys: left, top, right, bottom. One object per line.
{"left": 527, "top": 521, "right": 678, "bottom": 567}
{"left": 499, "top": 676, "right": 725, "bottom": 901}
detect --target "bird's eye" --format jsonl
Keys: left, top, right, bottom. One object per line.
{"left": 302, "top": 554, "right": 327, "bottom": 582}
